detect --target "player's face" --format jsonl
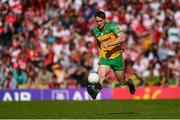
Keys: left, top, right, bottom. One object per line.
{"left": 95, "top": 16, "right": 105, "bottom": 30}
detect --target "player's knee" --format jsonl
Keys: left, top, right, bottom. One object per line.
{"left": 99, "top": 76, "right": 106, "bottom": 81}
{"left": 99, "top": 75, "right": 106, "bottom": 84}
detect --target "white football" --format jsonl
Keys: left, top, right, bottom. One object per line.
{"left": 88, "top": 72, "right": 99, "bottom": 84}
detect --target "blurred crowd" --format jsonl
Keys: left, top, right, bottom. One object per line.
{"left": 0, "top": 0, "right": 179, "bottom": 89}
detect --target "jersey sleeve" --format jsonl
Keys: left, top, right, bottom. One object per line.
{"left": 92, "top": 27, "right": 100, "bottom": 48}
{"left": 110, "top": 22, "right": 121, "bottom": 36}
{"left": 92, "top": 27, "right": 98, "bottom": 37}
{"left": 92, "top": 28, "right": 95, "bottom": 36}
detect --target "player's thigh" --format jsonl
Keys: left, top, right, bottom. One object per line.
{"left": 110, "top": 55, "right": 125, "bottom": 71}
{"left": 98, "top": 65, "right": 111, "bottom": 80}
{"left": 98, "top": 57, "right": 111, "bottom": 78}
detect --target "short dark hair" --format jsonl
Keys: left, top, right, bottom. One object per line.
{"left": 95, "top": 11, "right": 106, "bottom": 19}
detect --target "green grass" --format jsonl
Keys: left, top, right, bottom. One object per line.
{"left": 0, "top": 100, "right": 180, "bottom": 119}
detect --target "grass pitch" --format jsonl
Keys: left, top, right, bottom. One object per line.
{"left": 0, "top": 99, "right": 180, "bottom": 119}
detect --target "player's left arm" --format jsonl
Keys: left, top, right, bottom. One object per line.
{"left": 108, "top": 32, "right": 126, "bottom": 47}
{"left": 103, "top": 23, "right": 126, "bottom": 48}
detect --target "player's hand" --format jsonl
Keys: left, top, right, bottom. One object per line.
{"left": 102, "top": 41, "right": 110, "bottom": 48}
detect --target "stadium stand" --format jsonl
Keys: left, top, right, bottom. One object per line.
{"left": 0, "top": 0, "right": 179, "bottom": 89}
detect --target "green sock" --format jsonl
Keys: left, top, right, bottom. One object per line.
{"left": 119, "top": 82, "right": 126, "bottom": 86}
{"left": 119, "top": 79, "right": 130, "bottom": 86}
{"left": 93, "top": 82, "right": 102, "bottom": 94}
{"left": 93, "top": 88, "right": 100, "bottom": 94}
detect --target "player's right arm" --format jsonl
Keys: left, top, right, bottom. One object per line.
{"left": 92, "top": 27, "right": 101, "bottom": 49}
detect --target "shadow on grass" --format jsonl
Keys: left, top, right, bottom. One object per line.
{"left": 98, "top": 112, "right": 137, "bottom": 115}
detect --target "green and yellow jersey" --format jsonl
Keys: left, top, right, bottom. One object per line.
{"left": 92, "top": 22, "right": 123, "bottom": 59}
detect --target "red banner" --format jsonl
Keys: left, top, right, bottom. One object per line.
{"left": 112, "top": 86, "right": 180, "bottom": 100}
